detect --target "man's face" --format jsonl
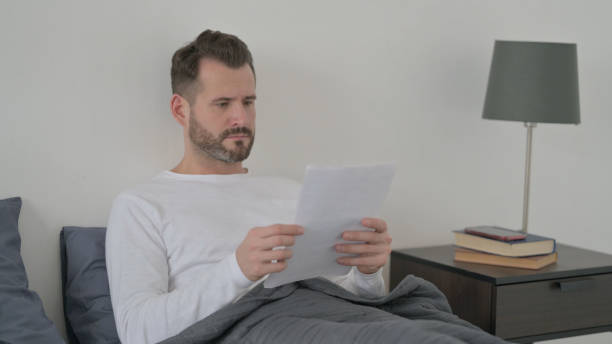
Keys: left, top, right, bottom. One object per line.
{"left": 187, "top": 59, "right": 256, "bottom": 163}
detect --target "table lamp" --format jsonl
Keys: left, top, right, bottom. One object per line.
{"left": 482, "top": 40, "right": 580, "bottom": 233}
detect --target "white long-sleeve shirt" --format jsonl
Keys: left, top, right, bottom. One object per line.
{"left": 106, "top": 170, "right": 385, "bottom": 344}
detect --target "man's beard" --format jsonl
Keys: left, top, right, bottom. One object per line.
{"left": 188, "top": 115, "right": 255, "bottom": 163}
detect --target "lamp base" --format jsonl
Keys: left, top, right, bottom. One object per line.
{"left": 521, "top": 122, "right": 537, "bottom": 233}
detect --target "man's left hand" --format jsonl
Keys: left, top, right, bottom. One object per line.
{"left": 335, "top": 217, "right": 392, "bottom": 275}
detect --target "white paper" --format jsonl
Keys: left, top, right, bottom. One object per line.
{"left": 264, "top": 162, "right": 396, "bottom": 288}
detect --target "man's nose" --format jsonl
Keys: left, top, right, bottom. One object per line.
{"left": 229, "top": 103, "right": 248, "bottom": 127}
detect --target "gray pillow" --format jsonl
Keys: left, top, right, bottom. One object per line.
{"left": 60, "top": 226, "right": 120, "bottom": 344}
{"left": 0, "top": 197, "right": 65, "bottom": 343}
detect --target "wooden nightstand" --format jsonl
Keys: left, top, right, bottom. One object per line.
{"left": 390, "top": 244, "right": 612, "bottom": 343}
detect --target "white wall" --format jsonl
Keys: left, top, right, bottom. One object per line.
{"left": 1, "top": 1, "right": 611, "bottom": 343}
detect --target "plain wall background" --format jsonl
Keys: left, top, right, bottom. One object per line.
{"left": 1, "top": 1, "right": 611, "bottom": 343}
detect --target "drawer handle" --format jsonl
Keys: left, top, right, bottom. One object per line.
{"left": 554, "top": 278, "right": 594, "bottom": 292}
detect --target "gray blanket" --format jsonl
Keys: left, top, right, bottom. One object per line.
{"left": 159, "top": 275, "right": 511, "bottom": 344}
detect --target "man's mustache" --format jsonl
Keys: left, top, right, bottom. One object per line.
{"left": 222, "top": 127, "right": 253, "bottom": 139}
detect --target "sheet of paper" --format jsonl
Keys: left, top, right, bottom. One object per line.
{"left": 264, "top": 162, "right": 396, "bottom": 288}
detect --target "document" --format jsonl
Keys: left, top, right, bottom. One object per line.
{"left": 264, "top": 162, "right": 396, "bottom": 288}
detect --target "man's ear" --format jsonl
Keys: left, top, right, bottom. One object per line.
{"left": 170, "top": 94, "right": 190, "bottom": 127}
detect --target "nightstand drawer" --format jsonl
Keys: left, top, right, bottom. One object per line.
{"left": 495, "top": 273, "right": 612, "bottom": 338}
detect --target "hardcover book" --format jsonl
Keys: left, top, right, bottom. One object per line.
{"left": 454, "top": 247, "right": 558, "bottom": 270}
{"left": 453, "top": 230, "right": 555, "bottom": 257}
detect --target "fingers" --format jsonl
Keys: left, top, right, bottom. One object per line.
{"left": 335, "top": 243, "right": 387, "bottom": 255}
{"left": 250, "top": 251, "right": 291, "bottom": 276}
{"left": 262, "top": 261, "right": 288, "bottom": 274}
{"left": 253, "top": 224, "right": 305, "bottom": 249}
{"left": 342, "top": 230, "right": 391, "bottom": 244}
{"left": 259, "top": 235, "right": 297, "bottom": 249}
{"left": 336, "top": 254, "right": 387, "bottom": 268}
{"left": 361, "top": 217, "right": 387, "bottom": 233}
{"left": 238, "top": 224, "right": 304, "bottom": 281}
{"left": 340, "top": 218, "right": 389, "bottom": 243}
{"left": 250, "top": 261, "right": 288, "bottom": 277}
{"left": 260, "top": 249, "right": 293, "bottom": 262}
{"left": 256, "top": 224, "right": 304, "bottom": 238}
{"left": 336, "top": 219, "right": 391, "bottom": 274}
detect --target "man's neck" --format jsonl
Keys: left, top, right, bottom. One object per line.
{"left": 171, "top": 154, "right": 248, "bottom": 175}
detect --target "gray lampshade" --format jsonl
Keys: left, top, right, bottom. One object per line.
{"left": 483, "top": 40, "right": 580, "bottom": 124}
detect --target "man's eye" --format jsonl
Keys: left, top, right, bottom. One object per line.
{"left": 244, "top": 100, "right": 254, "bottom": 106}
{"left": 217, "top": 102, "right": 229, "bottom": 108}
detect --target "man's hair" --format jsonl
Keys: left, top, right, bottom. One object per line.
{"left": 171, "top": 29, "right": 255, "bottom": 103}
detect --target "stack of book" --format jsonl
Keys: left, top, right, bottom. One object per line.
{"left": 453, "top": 226, "right": 557, "bottom": 270}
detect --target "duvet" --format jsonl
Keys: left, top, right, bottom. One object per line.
{"left": 158, "top": 275, "right": 511, "bottom": 344}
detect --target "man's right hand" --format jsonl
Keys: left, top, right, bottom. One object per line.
{"left": 236, "top": 224, "right": 304, "bottom": 281}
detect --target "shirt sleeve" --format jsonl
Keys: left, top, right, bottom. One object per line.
{"left": 105, "top": 193, "right": 252, "bottom": 344}
{"left": 324, "top": 266, "right": 387, "bottom": 298}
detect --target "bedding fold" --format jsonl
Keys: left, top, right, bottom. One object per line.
{"left": 158, "top": 275, "right": 510, "bottom": 344}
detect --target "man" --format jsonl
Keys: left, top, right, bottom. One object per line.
{"left": 106, "top": 29, "right": 392, "bottom": 344}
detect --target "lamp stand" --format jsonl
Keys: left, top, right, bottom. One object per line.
{"left": 521, "top": 122, "right": 537, "bottom": 233}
